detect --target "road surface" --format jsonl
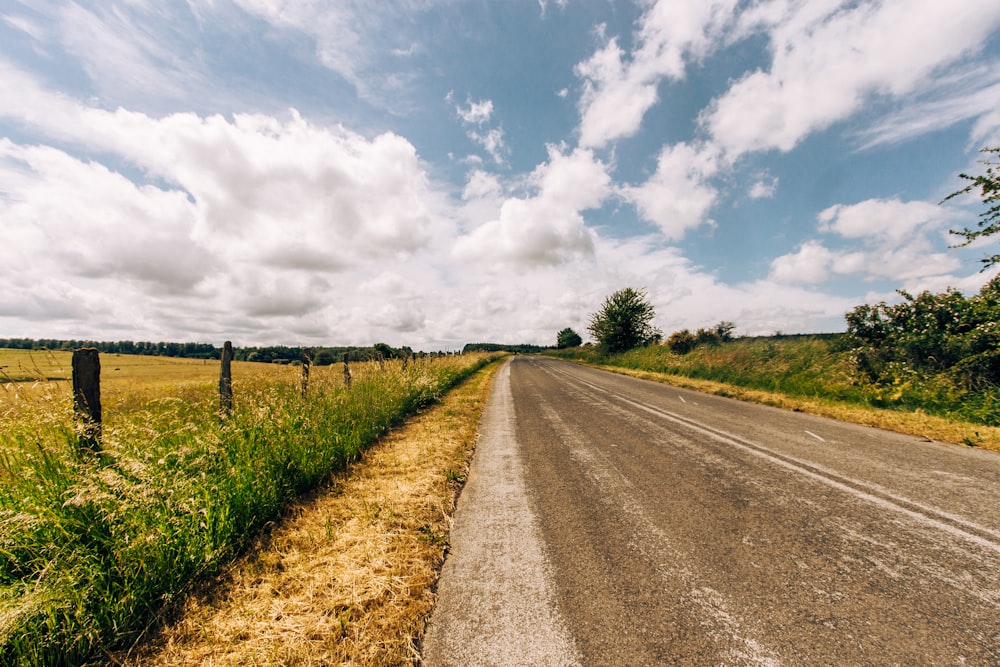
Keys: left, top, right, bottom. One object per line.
{"left": 422, "top": 357, "right": 1000, "bottom": 665}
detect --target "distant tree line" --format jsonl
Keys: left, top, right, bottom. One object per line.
{"left": 0, "top": 338, "right": 221, "bottom": 359}
{"left": 0, "top": 338, "right": 419, "bottom": 365}
{"left": 462, "top": 342, "right": 547, "bottom": 354}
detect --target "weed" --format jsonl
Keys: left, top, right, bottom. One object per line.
{"left": 416, "top": 524, "right": 448, "bottom": 547}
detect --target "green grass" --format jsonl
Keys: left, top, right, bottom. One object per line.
{"left": 0, "top": 352, "right": 499, "bottom": 666}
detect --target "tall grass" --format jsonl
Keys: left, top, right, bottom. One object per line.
{"left": 0, "top": 353, "right": 497, "bottom": 666}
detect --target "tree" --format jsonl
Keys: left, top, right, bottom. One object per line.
{"left": 714, "top": 321, "right": 736, "bottom": 342}
{"left": 944, "top": 146, "right": 1000, "bottom": 269}
{"left": 313, "top": 349, "right": 335, "bottom": 366}
{"left": 588, "top": 287, "right": 662, "bottom": 354}
{"left": 373, "top": 342, "right": 395, "bottom": 359}
{"left": 556, "top": 327, "right": 583, "bottom": 349}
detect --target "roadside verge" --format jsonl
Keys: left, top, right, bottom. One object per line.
{"left": 119, "top": 359, "right": 502, "bottom": 665}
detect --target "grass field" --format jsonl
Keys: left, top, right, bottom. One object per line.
{"left": 0, "top": 348, "right": 498, "bottom": 666}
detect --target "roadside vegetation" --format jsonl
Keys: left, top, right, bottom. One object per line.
{"left": 0, "top": 350, "right": 497, "bottom": 666}
{"left": 551, "top": 273, "right": 1000, "bottom": 449}
{"left": 118, "top": 358, "right": 501, "bottom": 666}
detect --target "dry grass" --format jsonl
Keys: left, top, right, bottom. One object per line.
{"left": 116, "top": 360, "right": 501, "bottom": 666}
{"left": 0, "top": 348, "right": 298, "bottom": 414}
{"left": 598, "top": 365, "right": 1000, "bottom": 452}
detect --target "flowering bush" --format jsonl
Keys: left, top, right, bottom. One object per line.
{"left": 845, "top": 277, "right": 1000, "bottom": 417}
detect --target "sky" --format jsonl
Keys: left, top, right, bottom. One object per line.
{"left": 2, "top": 1, "right": 1000, "bottom": 350}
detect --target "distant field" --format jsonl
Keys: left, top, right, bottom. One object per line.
{"left": 1, "top": 347, "right": 271, "bottom": 388}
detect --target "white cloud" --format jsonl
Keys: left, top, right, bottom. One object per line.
{"left": 769, "top": 241, "right": 835, "bottom": 285}
{"left": 575, "top": 0, "right": 739, "bottom": 148}
{"left": 538, "top": 0, "right": 568, "bottom": 15}
{"left": 454, "top": 146, "right": 610, "bottom": 266}
{"left": 27, "top": 2, "right": 218, "bottom": 110}
{"left": 224, "top": 0, "right": 446, "bottom": 106}
{"left": 450, "top": 94, "right": 507, "bottom": 163}
{"left": 748, "top": 174, "right": 779, "bottom": 199}
{"left": 462, "top": 169, "right": 503, "bottom": 201}
{"left": 858, "top": 61, "right": 1000, "bottom": 150}
{"left": 576, "top": 37, "right": 660, "bottom": 149}
{"left": 455, "top": 97, "right": 494, "bottom": 125}
{"left": 770, "top": 198, "right": 962, "bottom": 285}
{"left": 0, "top": 140, "right": 211, "bottom": 292}
{"left": 0, "top": 68, "right": 455, "bottom": 342}
{"left": 468, "top": 127, "right": 508, "bottom": 165}
{"left": 2, "top": 14, "right": 45, "bottom": 41}
{"left": 622, "top": 142, "right": 719, "bottom": 239}
{"left": 817, "top": 198, "right": 950, "bottom": 243}
{"left": 704, "top": 0, "right": 1000, "bottom": 158}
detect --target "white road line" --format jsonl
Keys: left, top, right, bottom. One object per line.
{"left": 678, "top": 395, "right": 687, "bottom": 403}
{"left": 804, "top": 430, "right": 825, "bottom": 442}
{"left": 545, "top": 363, "right": 1000, "bottom": 557}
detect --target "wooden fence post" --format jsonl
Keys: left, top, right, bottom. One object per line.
{"left": 343, "top": 353, "right": 352, "bottom": 390}
{"left": 72, "top": 348, "right": 102, "bottom": 453}
{"left": 301, "top": 349, "right": 311, "bottom": 398}
{"left": 220, "top": 341, "right": 233, "bottom": 417}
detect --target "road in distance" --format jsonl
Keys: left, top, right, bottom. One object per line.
{"left": 423, "top": 357, "right": 1000, "bottom": 665}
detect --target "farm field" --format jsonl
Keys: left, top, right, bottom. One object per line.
{"left": 0, "top": 348, "right": 498, "bottom": 666}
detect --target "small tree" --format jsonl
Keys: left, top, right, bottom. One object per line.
{"left": 714, "top": 321, "right": 736, "bottom": 342}
{"left": 556, "top": 327, "right": 583, "bottom": 348}
{"left": 313, "top": 349, "right": 335, "bottom": 366}
{"left": 588, "top": 288, "right": 661, "bottom": 354}
{"left": 944, "top": 146, "right": 1000, "bottom": 270}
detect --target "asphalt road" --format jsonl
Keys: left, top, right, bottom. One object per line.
{"left": 422, "top": 357, "right": 1000, "bottom": 666}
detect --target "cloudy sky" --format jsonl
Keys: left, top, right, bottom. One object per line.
{"left": 2, "top": 0, "right": 999, "bottom": 349}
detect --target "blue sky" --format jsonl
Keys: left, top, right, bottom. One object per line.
{"left": 2, "top": 0, "right": 999, "bottom": 349}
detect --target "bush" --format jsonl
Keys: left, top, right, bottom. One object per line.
{"left": 667, "top": 322, "right": 735, "bottom": 354}
{"left": 845, "top": 277, "right": 1000, "bottom": 420}
{"left": 845, "top": 277, "right": 1000, "bottom": 390}
{"left": 667, "top": 329, "right": 696, "bottom": 354}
